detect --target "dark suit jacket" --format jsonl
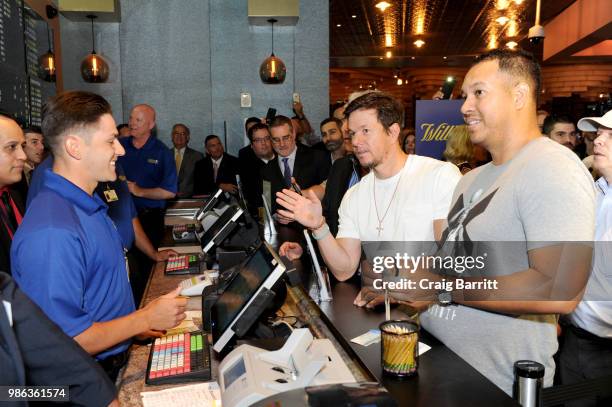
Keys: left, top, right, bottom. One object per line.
{"left": 321, "top": 155, "right": 361, "bottom": 237}
{"left": 0, "top": 188, "right": 25, "bottom": 276}
{"left": 173, "top": 146, "right": 204, "bottom": 197}
{"left": 262, "top": 144, "right": 331, "bottom": 213}
{"left": 193, "top": 153, "right": 240, "bottom": 195}
{"left": 238, "top": 147, "right": 276, "bottom": 217}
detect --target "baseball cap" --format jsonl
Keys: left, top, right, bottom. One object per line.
{"left": 577, "top": 110, "right": 612, "bottom": 132}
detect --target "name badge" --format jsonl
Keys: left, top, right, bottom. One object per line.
{"left": 104, "top": 189, "right": 119, "bottom": 202}
{"left": 147, "top": 158, "right": 159, "bottom": 164}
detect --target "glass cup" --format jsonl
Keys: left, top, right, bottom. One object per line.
{"left": 380, "top": 319, "right": 419, "bottom": 377}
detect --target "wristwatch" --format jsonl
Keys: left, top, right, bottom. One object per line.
{"left": 437, "top": 289, "right": 453, "bottom": 307}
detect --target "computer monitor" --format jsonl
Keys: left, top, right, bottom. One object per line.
{"left": 211, "top": 242, "right": 286, "bottom": 353}
{"left": 195, "top": 188, "right": 224, "bottom": 221}
{"left": 199, "top": 204, "right": 244, "bottom": 254}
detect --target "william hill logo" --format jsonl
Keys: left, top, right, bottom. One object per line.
{"left": 420, "top": 123, "right": 468, "bottom": 142}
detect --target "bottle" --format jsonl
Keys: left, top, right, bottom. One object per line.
{"left": 513, "top": 360, "right": 545, "bottom": 407}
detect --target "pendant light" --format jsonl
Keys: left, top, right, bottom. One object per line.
{"left": 38, "top": 23, "right": 56, "bottom": 82}
{"left": 81, "top": 15, "right": 109, "bottom": 83}
{"left": 260, "top": 19, "right": 286, "bottom": 84}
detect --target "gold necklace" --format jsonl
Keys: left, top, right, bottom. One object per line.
{"left": 373, "top": 167, "right": 404, "bottom": 237}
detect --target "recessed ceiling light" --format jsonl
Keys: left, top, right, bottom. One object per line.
{"left": 514, "top": 0, "right": 524, "bottom": 4}
{"left": 495, "top": 16, "right": 509, "bottom": 25}
{"left": 411, "top": 56, "right": 416, "bottom": 60}
{"left": 379, "top": 57, "right": 384, "bottom": 60}
{"left": 443, "top": 56, "right": 447, "bottom": 60}
{"left": 414, "top": 39, "right": 425, "bottom": 48}
{"left": 385, "top": 51, "right": 392, "bottom": 58}
{"left": 397, "top": 78, "right": 403, "bottom": 85}
{"left": 506, "top": 41, "right": 518, "bottom": 49}
{"left": 336, "top": 24, "right": 342, "bottom": 27}
{"left": 352, "top": 15, "right": 357, "bottom": 18}
{"left": 375, "top": 2, "right": 391, "bottom": 12}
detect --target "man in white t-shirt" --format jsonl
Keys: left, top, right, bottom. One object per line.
{"left": 277, "top": 92, "right": 461, "bottom": 303}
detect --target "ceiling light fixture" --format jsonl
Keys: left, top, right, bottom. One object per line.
{"left": 506, "top": 41, "right": 518, "bottom": 49}
{"left": 352, "top": 15, "right": 357, "bottom": 18}
{"left": 507, "top": 19, "right": 518, "bottom": 37}
{"left": 488, "top": 34, "right": 498, "bottom": 49}
{"left": 514, "top": 0, "right": 524, "bottom": 4}
{"left": 414, "top": 39, "right": 425, "bottom": 48}
{"left": 385, "top": 50, "right": 392, "bottom": 58}
{"left": 336, "top": 24, "right": 341, "bottom": 27}
{"left": 397, "top": 78, "right": 403, "bottom": 85}
{"left": 385, "top": 33, "right": 393, "bottom": 47}
{"left": 495, "top": 16, "right": 509, "bottom": 25}
{"left": 81, "top": 15, "right": 109, "bottom": 83}
{"left": 38, "top": 23, "right": 55, "bottom": 82}
{"left": 260, "top": 19, "right": 286, "bottom": 84}
{"left": 375, "top": 2, "right": 391, "bottom": 12}
{"left": 496, "top": 0, "right": 510, "bottom": 10}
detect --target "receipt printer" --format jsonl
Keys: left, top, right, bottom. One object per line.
{"left": 218, "top": 328, "right": 356, "bottom": 407}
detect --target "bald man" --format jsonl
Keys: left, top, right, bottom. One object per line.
{"left": 118, "top": 104, "right": 177, "bottom": 245}
{"left": 118, "top": 104, "right": 177, "bottom": 300}
{"left": 0, "top": 116, "right": 26, "bottom": 274}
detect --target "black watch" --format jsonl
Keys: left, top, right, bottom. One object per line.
{"left": 437, "top": 289, "right": 453, "bottom": 307}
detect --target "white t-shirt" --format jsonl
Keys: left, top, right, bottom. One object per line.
{"left": 336, "top": 155, "right": 461, "bottom": 242}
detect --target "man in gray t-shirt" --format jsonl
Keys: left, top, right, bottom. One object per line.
{"left": 418, "top": 50, "right": 596, "bottom": 395}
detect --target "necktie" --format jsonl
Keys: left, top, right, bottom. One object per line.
{"left": 282, "top": 158, "right": 292, "bottom": 187}
{"left": 0, "top": 191, "right": 17, "bottom": 235}
{"left": 174, "top": 149, "right": 182, "bottom": 173}
{"left": 213, "top": 161, "right": 219, "bottom": 183}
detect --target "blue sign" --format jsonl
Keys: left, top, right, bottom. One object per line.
{"left": 415, "top": 100, "right": 466, "bottom": 160}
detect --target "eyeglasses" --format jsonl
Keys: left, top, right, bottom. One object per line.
{"left": 252, "top": 137, "right": 270, "bottom": 144}
{"left": 271, "top": 135, "right": 292, "bottom": 145}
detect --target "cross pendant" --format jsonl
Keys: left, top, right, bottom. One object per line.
{"left": 376, "top": 222, "right": 384, "bottom": 236}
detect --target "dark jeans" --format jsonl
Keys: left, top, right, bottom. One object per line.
{"left": 130, "top": 208, "right": 165, "bottom": 305}
{"left": 559, "top": 323, "right": 612, "bottom": 407}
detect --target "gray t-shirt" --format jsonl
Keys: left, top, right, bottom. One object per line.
{"left": 420, "top": 137, "right": 596, "bottom": 395}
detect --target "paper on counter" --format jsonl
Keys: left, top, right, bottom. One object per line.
{"left": 141, "top": 381, "right": 221, "bottom": 407}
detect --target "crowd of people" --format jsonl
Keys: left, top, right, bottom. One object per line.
{"left": 0, "top": 49, "right": 610, "bottom": 406}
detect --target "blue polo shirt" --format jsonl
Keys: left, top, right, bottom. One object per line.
{"left": 118, "top": 135, "right": 177, "bottom": 210}
{"left": 11, "top": 169, "right": 136, "bottom": 360}
{"left": 27, "top": 156, "right": 137, "bottom": 250}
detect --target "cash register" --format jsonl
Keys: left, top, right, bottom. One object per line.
{"left": 218, "top": 328, "right": 356, "bottom": 407}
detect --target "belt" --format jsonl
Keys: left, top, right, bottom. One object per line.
{"left": 568, "top": 323, "right": 612, "bottom": 344}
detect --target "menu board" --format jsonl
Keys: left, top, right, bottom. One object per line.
{"left": 0, "top": 0, "right": 56, "bottom": 126}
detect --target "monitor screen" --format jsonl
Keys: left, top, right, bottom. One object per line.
{"left": 211, "top": 242, "right": 285, "bottom": 352}
{"left": 200, "top": 204, "right": 243, "bottom": 253}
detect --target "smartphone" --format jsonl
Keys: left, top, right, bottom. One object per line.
{"left": 265, "top": 107, "right": 276, "bottom": 124}
{"left": 441, "top": 76, "right": 456, "bottom": 99}
{"left": 293, "top": 92, "right": 300, "bottom": 103}
{"left": 291, "top": 182, "right": 302, "bottom": 195}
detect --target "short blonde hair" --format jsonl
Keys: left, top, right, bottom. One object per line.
{"left": 443, "top": 127, "right": 473, "bottom": 165}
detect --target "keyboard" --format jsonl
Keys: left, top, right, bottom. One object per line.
{"left": 165, "top": 254, "right": 201, "bottom": 275}
{"left": 145, "top": 331, "right": 211, "bottom": 385}
{"left": 172, "top": 223, "right": 198, "bottom": 242}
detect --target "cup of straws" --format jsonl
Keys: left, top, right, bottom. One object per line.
{"left": 379, "top": 319, "right": 419, "bottom": 377}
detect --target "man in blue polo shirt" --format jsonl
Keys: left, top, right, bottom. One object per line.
{"left": 119, "top": 104, "right": 176, "bottom": 246}
{"left": 119, "top": 104, "right": 177, "bottom": 300}
{"left": 11, "top": 91, "right": 186, "bottom": 381}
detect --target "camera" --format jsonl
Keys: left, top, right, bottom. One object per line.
{"left": 528, "top": 25, "right": 545, "bottom": 44}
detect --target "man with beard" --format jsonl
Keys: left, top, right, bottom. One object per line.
{"left": 543, "top": 114, "right": 578, "bottom": 151}
{"left": 321, "top": 117, "right": 346, "bottom": 164}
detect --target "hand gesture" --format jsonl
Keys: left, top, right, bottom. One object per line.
{"left": 279, "top": 241, "right": 303, "bottom": 260}
{"left": 276, "top": 188, "right": 323, "bottom": 229}
{"left": 143, "top": 286, "right": 187, "bottom": 330}
{"left": 155, "top": 249, "right": 179, "bottom": 262}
